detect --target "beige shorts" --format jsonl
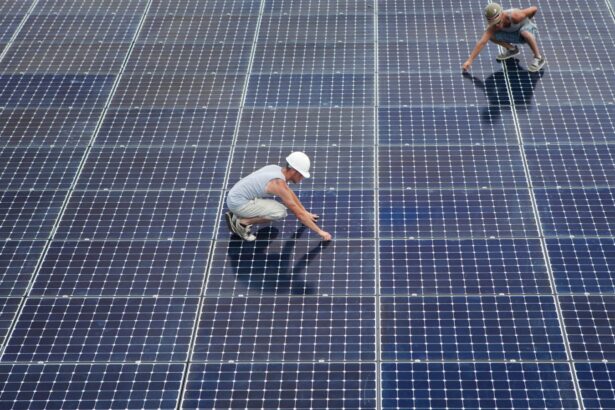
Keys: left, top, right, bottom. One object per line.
{"left": 231, "top": 199, "right": 288, "bottom": 220}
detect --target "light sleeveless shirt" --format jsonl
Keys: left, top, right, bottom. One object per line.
{"left": 226, "top": 165, "right": 285, "bottom": 210}
{"left": 500, "top": 9, "right": 529, "bottom": 32}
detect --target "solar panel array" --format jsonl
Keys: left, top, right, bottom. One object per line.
{"left": 0, "top": 0, "right": 614, "bottom": 408}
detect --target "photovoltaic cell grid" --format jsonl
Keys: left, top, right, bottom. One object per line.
{"left": 0, "top": 0, "right": 613, "bottom": 409}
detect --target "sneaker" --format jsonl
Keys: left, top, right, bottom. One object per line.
{"left": 528, "top": 55, "right": 546, "bottom": 72}
{"left": 496, "top": 46, "right": 520, "bottom": 61}
{"left": 224, "top": 211, "right": 256, "bottom": 241}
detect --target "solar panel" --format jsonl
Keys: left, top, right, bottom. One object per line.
{"left": 0, "top": 0, "right": 614, "bottom": 407}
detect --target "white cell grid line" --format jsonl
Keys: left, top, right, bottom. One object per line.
{"left": 177, "top": 0, "right": 266, "bottom": 408}
{"left": 0, "top": 0, "right": 40, "bottom": 66}
{"left": 373, "top": 1, "right": 382, "bottom": 409}
{"left": 0, "top": 0, "right": 154, "bottom": 358}
{"left": 499, "top": 30, "right": 585, "bottom": 410}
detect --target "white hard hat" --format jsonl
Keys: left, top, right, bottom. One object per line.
{"left": 285, "top": 151, "right": 311, "bottom": 178}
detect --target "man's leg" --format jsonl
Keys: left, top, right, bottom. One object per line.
{"left": 519, "top": 30, "right": 541, "bottom": 57}
{"left": 490, "top": 38, "right": 516, "bottom": 50}
{"left": 239, "top": 216, "right": 271, "bottom": 225}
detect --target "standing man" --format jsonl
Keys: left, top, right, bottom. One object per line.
{"left": 463, "top": 3, "right": 546, "bottom": 72}
{"left": 224, "top": 152, "right": 332, "bottom": 242}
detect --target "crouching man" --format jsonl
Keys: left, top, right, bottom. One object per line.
{"left": 224, "top": 152, "right": 332, "bottom": 242}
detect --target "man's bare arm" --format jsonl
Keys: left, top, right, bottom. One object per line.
{"left": 266, "top": 179, "right": 331, "bottom": 240}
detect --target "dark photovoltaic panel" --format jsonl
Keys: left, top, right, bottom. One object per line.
{"left": 526, "top": 144, "right": 615, "bottom": 188}
{"left": 381, "top": 295, "right": 567, "bottom": 361}
{"left": 0, "top": 146, "right": 85, "bottom": 190}
{"left": 0, "top": 107, "right": 103, "bottom": 146}
{"left": 560, "top": 295, "right": 615, "bottom": 361}
{"left": 55, "top": 190, "right": 221, "bottom": 240}
{"left": 536, "top": 188, "right": 615, "bottom": 237}
{"left": 2, "top": 297, "right": 198, "bottom": 362}
{"left": 547, "top": 238, "right": 615, "bottom": 293}
{"left": 380, "top": 239, "right": 551, "bottom": 295}
{"left": 97, "top": 108, "right": 239, "bottom": 146}
{"left": 184, "top": 362, "right": 376, "bottom": 409}
{"left": 379, "top": 189, "right": 539, "bottom": 239}
{"left": 0, "top": 190, "right": 66, "bottom": 240}
{"left": 193, "top": 296, "right": 376, "bottom": 362}
{"left": 379, "top": 145, "right": 527, "bottom": 189}
{"left": 576, "top": 363, "right": 615, "bottom": 410}
{"left": 31, "top": 240, "right": 211, "bottom": 297}
{"left": 379, "top": 106, "right": 519, "bottom": 145}
{"left": 237, "top": 107, "right": 374, "bottom": 146}
{"left": 76, "top": 146, "right": 231, "bottom": 190}
{"left": 0, "top": 0, "right": 614, "bottom": 407}
{"left": 382, "top": 362, "right": 578, "bottom": 409}
{"left": 206, "top": 237, "right": 375, "bottom": 296}
{"left": 0, "top": 241, "right": 45, "bottom": 296}
{"left": 0, "top": 363, "right": 184, "bottom": 410}
{"left": 0, "top": 298, "right": 20, "bottom": 347}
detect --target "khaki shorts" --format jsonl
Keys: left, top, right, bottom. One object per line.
{"left": 231, "top": 199, "right": 288, "bottom": 220}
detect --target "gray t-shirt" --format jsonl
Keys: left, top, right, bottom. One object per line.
{"left": 226, "top": 165, "right": 285, "bottom": 210}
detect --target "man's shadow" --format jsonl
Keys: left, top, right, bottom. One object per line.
{"left": 227, "top": 226, "right": 330, "bottom": 295}
{"left": 463, "top": 58, "right": 544, "bottom": 123}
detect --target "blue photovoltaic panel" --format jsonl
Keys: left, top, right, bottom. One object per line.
{"left": 16, "top": 14, "right": 143, "bottom": 44}
{"left": 149, "top": 0, "right": 261, "bottom": 16}
{"left": 237, "top": 108, "right": 374, "bottom": 146}
{"left": 517, "top": 105, "right": 615, "bottom": 145}
{"left": 184, "top": 362, "right": 377, "bottom": 409}
{"left": 380, "top": 73, "right": 494, "bottom": 107}
{"left": 2, "top": 43, "right": 131, "bottom": 74}
{"left": 0, "top": 363, "right": 184, "bottom": 410}
{"left": 379, "top": 189, "right": 539, "bottom": 239}
{"left": 381, "top": 296, "right": 567, "bottom": 361}
{"left": 0, "top": 147, "right": 85, "bottom": 190}
{"left": 536, "top": 188, "right": 615, "bottom": 237}
{"left": 576, "top": 363, "right": 615, "bottom": 410}
{"left": 55, "top": 190, "right": 221, "bottom": 240}
{"left": 76, "top": 147, "right": 231, "bottom": 190}
{"left": 379, "top": 146, "right": 527, "bottom": 189}
{"left": 32, "top": 0, "right": 147, "bottom": 15}
{"left": 0, "top": 75, "right": 114, "bottom": 108}
{"left": 0, "top": 107, "right": 103, "bottom": 146}
{"left": 206, "top": 237, "right": 375, "bottom": 296}
{"left": 560, "top": 295, "right": 615, "bottom": 361}
{"left": 193, "top": 296, "right": 376, "bottom": 362}
{"left": 264, "top": 0, "right": 374, "bottom": 14}
{"left": 245, "top": 74, "right": 373, "bottom": 107}
{"left": 258, "top": 16, "right": 373, "bottom": 43}
{"left": 2, "top": 297, "right": 198, "bottom": 362}
{"left": 31, "top": 240, "right": 211, "bottom": 297}
{"left": 378, "top": 13, "right": 478, "bottom": 43}
{"left": 126, "top": 43, "right": 252, "bottom": 74}
{"left": 526, "top": 144, "right": 615, "bottom": 187}
{"left": 252, "top": 43, "right": 375, "bottom": 74}
{"left": 110, "top": 74, "right": 246, "bottom": 108}
{"left": 382, "top": 362, "right": 578, "bottom": 409}
{"left": 380, "top": 239, "right": 551, "bottom": 295}
{"left": 0, "top": 241, "right": 45, "bottom": 296}
{"left": 547, "top": 238, "right": 615, "bottom": 293}
{"left": 96, "top": 108, "right": 239, "bottom": 146}
{"left": 0, "top": 298, "right": 20, "bottom": 346}
{"left": 0, "top": 190, "right": 66, "bottom": 240}
{"left": 379, "top": 107, "right": 519, "bottom": 145}
{"left": 138, "top": 16, "right": 258, "bottom": 45}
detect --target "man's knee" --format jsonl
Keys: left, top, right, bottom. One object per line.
{"left": 268, "top": 205, "right": 287, "bottom": 221}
